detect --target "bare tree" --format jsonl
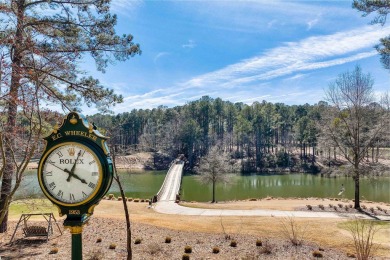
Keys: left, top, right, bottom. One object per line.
{"left": 110, "top": 148, "right": 133, "bottom": 260}
{"left": 322, "top": 66, "right": 389, "bottom": 209}
{"left": 197, "top": 145, "right": 234, "bottom": 203}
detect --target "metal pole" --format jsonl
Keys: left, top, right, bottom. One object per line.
{"left": 68, "top": 226, "right": 83, "bottom": 260}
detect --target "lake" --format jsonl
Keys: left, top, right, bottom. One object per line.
{"left": 15, "top": 170, "right": 390, "bottom": 203}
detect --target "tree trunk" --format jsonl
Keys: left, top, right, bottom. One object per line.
{"left": 212, "top": 181, "right": 216, "bottom": 203}
{"left": 112, "top": 149, "right": 132, "bottom": 260}
{"left": 116, "top": 175, "right": 132, "bottom": 260}
{"left": 354, "top": 172, "right": 360, "bottom": 210}
{"left": 312, "top": 146, "right": 315, "bottom": 165}
{"left": 354, "top": 166, "right": 360, "bottom": 209}
{"left": 0, "top": 0, "right": 24, "bottom": 233}
{"left": 376, "top": 145, "right": 379, "bottom": 163}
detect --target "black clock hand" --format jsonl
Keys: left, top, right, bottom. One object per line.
{"left": 70, "top": 150, "right": 82, "bottom": 174}
{"left": 64, "top": 168, "right": 87, "bottom": 184}
{"left": 48, "top": 161, "right": 69, "bottom": 173}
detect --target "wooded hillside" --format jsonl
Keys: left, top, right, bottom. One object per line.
{"left": 87, "top": 96, "right": 390, "bottom": 173}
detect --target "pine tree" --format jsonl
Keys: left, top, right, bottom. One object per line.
{"left": 0, "top": 0, "right": 141, "bottom": 232}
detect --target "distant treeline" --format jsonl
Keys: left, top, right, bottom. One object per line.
{"left": 86, "top": 96, "right": 388, "bottom": 172}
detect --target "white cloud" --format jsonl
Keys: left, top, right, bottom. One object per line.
{"left": 181, "top": 25, "right": 390, "bottom": 89}
{"left": 182, "top": 40, "right": 196, "bottom": 49}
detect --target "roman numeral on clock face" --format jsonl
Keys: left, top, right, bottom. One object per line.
{"left": 49, "top": 182, "right": 56, "bottom": 190}
{"left": 69, "top": 193, "right": 75, "bottom": 201}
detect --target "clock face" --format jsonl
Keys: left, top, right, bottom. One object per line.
{"left": 39, "top": 142, "right": 103, "bottom": 206}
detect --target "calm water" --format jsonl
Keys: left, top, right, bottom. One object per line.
{"left": 15, "top": 170, "right": 390, "bottom": 203}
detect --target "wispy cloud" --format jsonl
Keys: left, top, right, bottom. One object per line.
{"left": 182, "top": 40, "right": 196, "bottom": 49}
{"left": 307, "top": 16, "right": 320, "bottom": 30}
{"left": 154, "top": 52, "right": 170, "bottom": 63}
{"left": 111, "top": 0, "right": 143, "bottom": 15}
{"left": 181, "top": 25, "right": 390, "bottom": 89}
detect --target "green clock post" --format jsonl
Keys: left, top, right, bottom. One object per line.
{"left": 38, "top": 112, "right": 114, "bottom": 260}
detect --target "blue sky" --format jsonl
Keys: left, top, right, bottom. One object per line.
{"left": 82, "top": 0, "right": 390, "bottom": 114}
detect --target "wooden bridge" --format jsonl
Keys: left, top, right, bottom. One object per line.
{"left": 156, "top": 160, "right": 184, "bottom": 202}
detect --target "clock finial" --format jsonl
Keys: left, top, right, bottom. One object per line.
{"left": 53, "top": 123, "right": 59, "bottom": 134}
{"left": 70, "top": 114, "right": 78, "bottom": 124}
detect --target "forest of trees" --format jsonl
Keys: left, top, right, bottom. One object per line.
{"left": 88, "top": 93, "right": 390, "bottom": 173}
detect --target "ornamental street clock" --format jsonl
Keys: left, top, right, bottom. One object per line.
{"left": 38, "top": 112, "right": 113, "bottom": 260}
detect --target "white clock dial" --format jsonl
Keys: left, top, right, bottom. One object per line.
{"left": 41, "top": 142, "right": 102, "bottom": 205}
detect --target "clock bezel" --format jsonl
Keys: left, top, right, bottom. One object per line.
{"left": 38, "top": 141, "right": 104, "bottom": 207}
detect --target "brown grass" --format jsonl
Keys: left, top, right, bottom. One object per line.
{"left": 8, "top": 198, "right": 390, "bottom": 258}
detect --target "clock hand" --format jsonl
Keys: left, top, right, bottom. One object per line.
{"left": 71, "top": 172, "right": 87, "bottom": 184}
{"left": 48, "top": 162, "right": 76, "bottom": 183}
{"left": 64, "top": 168, "right": 87, "bottom": 184}
{"left": 70, "top": 150, "right": 82, "bottom": 174}
{"left": 48, "top": 161, "right": 69, "bottom": 173}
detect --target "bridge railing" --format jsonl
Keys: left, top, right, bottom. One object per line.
{"left": 156, "top": 160, "right": 176, "bottom": 201}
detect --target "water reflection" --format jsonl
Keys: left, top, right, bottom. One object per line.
{"left": 15, "top": 170, "right": 390, "bottom": 203}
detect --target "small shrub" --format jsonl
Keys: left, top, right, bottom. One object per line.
{"left": 184, "top": 245, "right": 192, "bottom": 253}
{"left": 49, "top": 248, "right": 59, "bottom": 254}
{"left": 361, "top": 205, "right": 367, "bottom": 210}
{"left": 344, "top": 205, "right": 349, "bottom": 211}
{"left": 376, "top": 206, "right": 383, "bottom": 211}
{"left": 118, "top": 197, "right": 122, "bottom": 201}
{"left": 318, "top": 204, "right": 325, "bottom": 210}
{"left": 96, "top": 237, "right": 102, "bottom": 243}
{"left": 349, "top": 204, "right": 353, "bottom": 208}
{"left": 86, "top": 249, "right": 104, "bottom": 260}
{"left": 338, "top": 203, "right": 343, "bottom": 208}
{"left": 140, "top": 199, "right": 145, "bottom": 202}
{"left": 256, "top": 239, "right": 262, "bottom": 247}
{"left": 212, "top": 247, "right": 220, "bottom": 254}
{"left": 133, "top": 199, "right": 140, "bottom": 202}
{"left": 333, "top": 206, "right": 338, "bottom": 211}
{"left": 134, "top": 238, "right": 142, "bottom": 244}
{"left": 347, "top": 252, "right": 356, "bottom": 258}
{"left": 108, "top": 243, "right": 116, "bottom": 250}
{"left": 369, "top": 207, "right": 375, "bottom": 213}
{"left": 148, "top": 243, "right": 162, "bottom": 255}
{"left": 230, "top": 240, "right": 237, "bottom": 247}
{"left": 345, "top": 218, "right": 380, "bottom": 260}
{"left": 318, "top": 247, "right": 325, "bottom": 251}
{"left": 279, "top": 216, "right": 307, "bottom": 246}
{"left": 384, "top": 209, "right": 387, "bottom": 214}
{"left": 108, "top": 194, "right": 114, "bottom": 200}
{"left": 312, "top": 250, "right": 323, "bottom": 258}
{"left": 306, "top": 205, "right": 313, "bottom": 210}
{"left": 249, "top": 198, "right": 257, "bottom": 201}
{"left": 165, "top": 237, "right": 171, "bottom": 243}
{"left": 224, "top": 234, "right": 231, "bottom": 240}
{"left": 259, "top": 240, "right": 272, "bottom": 254}
{"left": 329, "top": 204, "right": 334, "bottom": 208}
{"left": 182, "top": 254, "right": 190, "bottom": 260}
